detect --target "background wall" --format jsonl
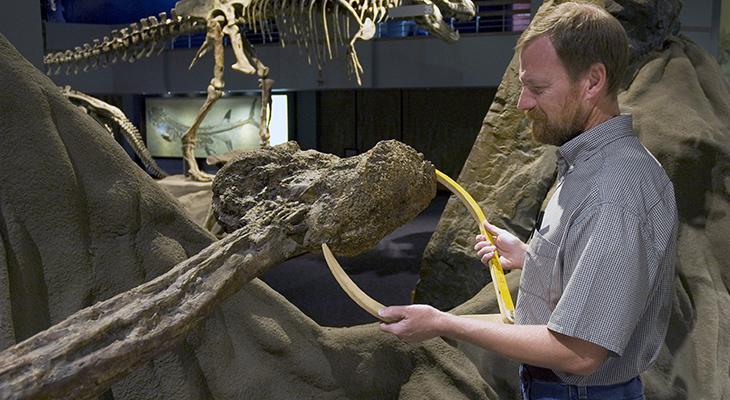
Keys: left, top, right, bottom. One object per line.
{"left": 680, "top": 0, "right": 721, "bottom": 57}
{"left": 0, "top": 2, "right": 43, "bottom": 68}
{"left": 720, "top": 0, "right": 730, "bottom": 81}
{"left": 317, "top": 88, "right": 497, "bottom": 177}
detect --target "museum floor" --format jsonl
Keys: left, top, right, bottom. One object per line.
{"left": 261, "top": 191, "right": 450, "bottom": 327}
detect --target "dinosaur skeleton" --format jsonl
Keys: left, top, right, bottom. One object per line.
{"left": 44, "top": 0, "right": 475, "bottom": 181}
{"left": 61, "top": 86, "right": 169, "bottom": 179}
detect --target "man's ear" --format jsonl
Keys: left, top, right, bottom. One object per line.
{"left": 585, "top": 63, "right": 608, "bottom": 98}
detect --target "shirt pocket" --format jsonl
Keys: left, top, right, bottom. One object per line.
{"left": 519, "top": 230, "right": 560, "bottom": 305}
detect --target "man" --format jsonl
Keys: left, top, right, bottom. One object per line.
{"left": 379, "top": 2, "right": 678, "bottom": 399}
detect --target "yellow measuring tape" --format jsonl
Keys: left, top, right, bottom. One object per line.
{"left": 435, "top": 169, "right": 515, "bottom": 324}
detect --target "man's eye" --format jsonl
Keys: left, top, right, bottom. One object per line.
{"left": 532, "top": 87, "right": 545, "bottom": 95}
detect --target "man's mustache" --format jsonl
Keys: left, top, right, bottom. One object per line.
{"left": 525, "top": 109, "right": 547, "bottom": 121}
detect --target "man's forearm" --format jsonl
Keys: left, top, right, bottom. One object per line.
{"left": 436, "top": 313, "right": 607, "bottom": 376}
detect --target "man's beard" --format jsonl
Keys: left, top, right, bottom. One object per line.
{"left": 527, "top": 98, "right": 589, "bottom": 146}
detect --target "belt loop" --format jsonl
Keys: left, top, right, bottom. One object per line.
{"left": 577, "top": 385, "right": 588, "bottom": 400}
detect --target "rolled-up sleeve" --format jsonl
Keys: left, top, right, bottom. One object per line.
{"left": 547, "top": 203, "right": 652, "bottom": 356}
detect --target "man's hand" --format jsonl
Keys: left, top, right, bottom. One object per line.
{"left": 379, "top": 305, "right": 609, "bottom": 375}
{"left": 474, "top": 220, "right": 527, "bottom": 270}
{"left": 378, "top": 305, "right": 446, "bottom": 343}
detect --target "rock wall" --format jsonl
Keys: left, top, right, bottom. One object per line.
{"left": 620, "top": 34, "right": 730, "bottom": 400}
{"left": 0, "top": 33, "right": 215, "bottom": 398}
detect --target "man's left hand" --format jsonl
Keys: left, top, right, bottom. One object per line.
{"left": 378, "top": 305, "right": 446, "bottom": 343}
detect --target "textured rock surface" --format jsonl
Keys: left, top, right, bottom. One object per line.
{"left": 0, "top": 33, "right": 214, "bottom": 398}
{"left": 212, "top": 140, "right": 436, "bottom": 257}
{"left": 0, "top": 35, "right": 495, "bottom": 399}
{"left": 619, "top": 35, "right": 730, "bottom": 400}
{"left": 418, "top": 1, "right": 730, "bottom": 399}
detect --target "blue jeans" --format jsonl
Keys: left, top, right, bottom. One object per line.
{"left": 519, "top": 365, "right": 645, "bottom": 400}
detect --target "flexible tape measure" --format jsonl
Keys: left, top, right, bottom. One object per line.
{"left": 435, "top": 169, "right": 515, "bottom": 324}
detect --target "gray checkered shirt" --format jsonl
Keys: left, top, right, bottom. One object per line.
{"left": 515, "top": 114, "right": 678, "bottom": 385}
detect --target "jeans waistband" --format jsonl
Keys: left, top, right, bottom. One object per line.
{"left": 519, "top": 365, "right": 644, "bottom": 400}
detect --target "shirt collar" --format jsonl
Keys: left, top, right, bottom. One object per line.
{"left": 558, "top": 114, "right": 634, "bottom": 167}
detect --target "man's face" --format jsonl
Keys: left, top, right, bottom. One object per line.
{"left": 517, "top": 35, "right": 590, "bottom": 146}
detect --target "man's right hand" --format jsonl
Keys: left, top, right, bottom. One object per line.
{"left": 474, "top": 221, "right": 527, "bottom": 270}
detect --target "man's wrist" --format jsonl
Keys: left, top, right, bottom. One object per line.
{"left": 517, "top": 241, "right": 528, "bottom": 268}
{"left": 433, "top": 310, "right": 454, "bottom": 338}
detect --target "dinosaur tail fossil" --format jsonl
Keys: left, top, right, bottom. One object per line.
{"left": 62, "top": 86, "right": 168, "bottom": 179}
{"left": 112, "top": 115, "right": 169, "bottom": 179}
{"left": 43, "top": 12, "right": 206, "bottom": 75}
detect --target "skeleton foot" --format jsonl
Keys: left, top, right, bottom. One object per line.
{"left": 187, "top": 166, "right": 214, "bottom": 182}
{"left": 222, "top": 24, "right": 257, "bottom": 74}
{"left": 232, "top": 62, "right": 256, "bottom": 74}
{"left": 258, "top": 77, "right": 274, "bottom": 147}
{"left": 183, "top": 143, "right": 214, "bottom": 182}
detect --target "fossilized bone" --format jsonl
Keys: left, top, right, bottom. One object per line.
{"left": 60, "top": 86, "right": 168, "bottom": 179}
{"left": 0, "top": 140, "right": 437, "bottom": 399}
{"left": 43, "top": 0, "right": 475, "bottom": 181}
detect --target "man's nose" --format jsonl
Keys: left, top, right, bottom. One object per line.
{"left": 516, "top": 87, "right": 534, "bottom": 112}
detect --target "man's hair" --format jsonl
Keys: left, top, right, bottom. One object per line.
{"left": 516, "top": 1, "right": 629, "bottom": 95}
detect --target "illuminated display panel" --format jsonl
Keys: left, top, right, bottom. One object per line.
{"left": 145, "top": 94, "right": 288, "bottom": 158}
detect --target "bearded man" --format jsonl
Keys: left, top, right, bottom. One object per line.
{"left": 379, "top": 2, "right": 678, "bottom": 399}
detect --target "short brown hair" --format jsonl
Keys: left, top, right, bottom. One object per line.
{"left": 516, "top": 1, "right": 629, "bottom": 95}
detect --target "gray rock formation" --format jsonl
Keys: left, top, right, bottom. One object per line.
{"left": 417, "top": 1, "right": 730, "bottom": 399}
{"left": 0, "top": 32, "right": 212, "bottom": 399}
{"left": 619, "top": 34, "right": 730, "bottom": 400}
